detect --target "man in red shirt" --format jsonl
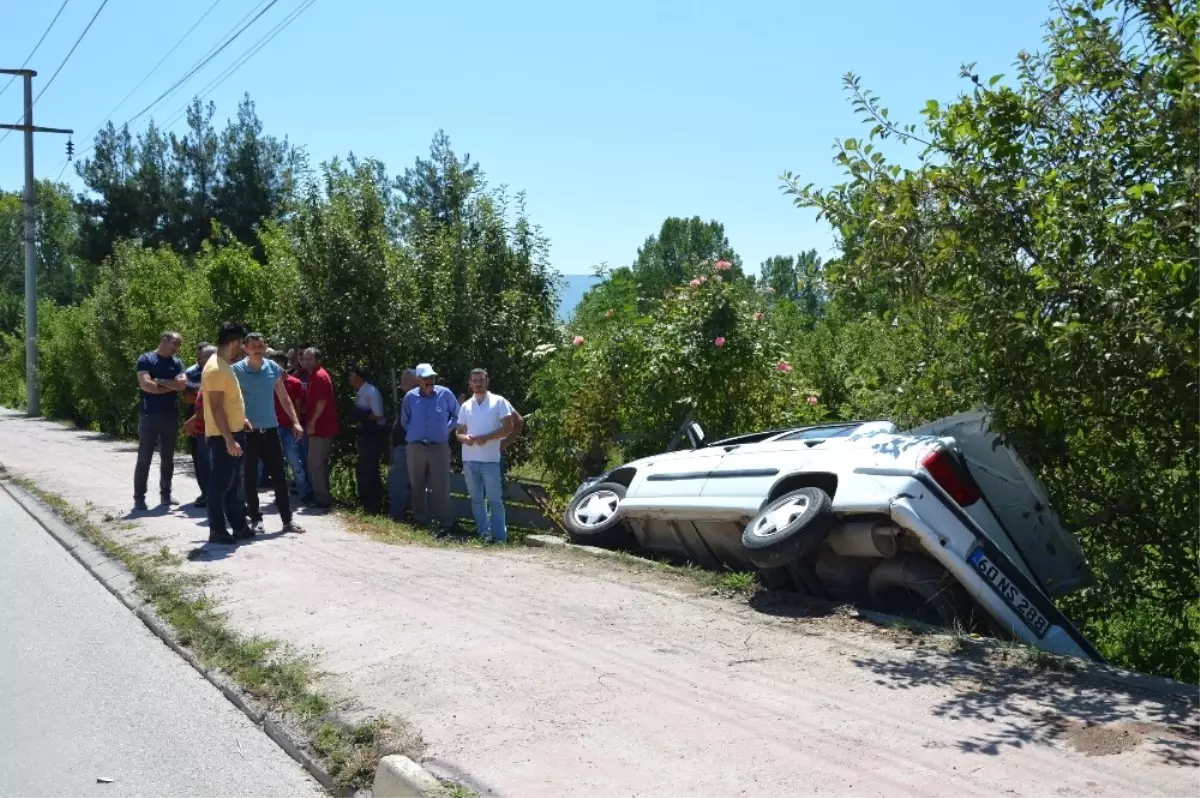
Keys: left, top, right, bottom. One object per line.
{"left": 301, "top": 347, "right": 340, "bottom": 509}
{"left": 270, "top": 351, "right": 311, "bottom": 503}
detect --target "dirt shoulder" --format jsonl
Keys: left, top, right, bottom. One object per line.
{"left": 1, "top": 410, "right": 1195, "bottom": 797}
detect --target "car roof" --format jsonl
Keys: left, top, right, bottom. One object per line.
{"left": 706, "top": 420, "right": 884, "bottom": 446}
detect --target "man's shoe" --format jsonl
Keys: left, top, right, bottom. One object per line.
{"left": 247, "top": 519, "right": 265, "bottom": 534}
{"left": 281, "top": 521, "right": 306, "bottom": 534}
{"left": 232, "top": 529, "right": 256, "bottom": 541}
{"left": 160, "top": 495, "right": 177, "bottom": 506}
{"left": 194, "top": 495, "right": 206, "bottom": 508}
{"left": 207, "top": 532, "right": 237, "bottom": 545}
{"left": 133, "top": 498, "right": 149, "bottom": 512}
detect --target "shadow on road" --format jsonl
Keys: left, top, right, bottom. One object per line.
{"left": 848, "top": 641, "right": 1199, "bottom": 767}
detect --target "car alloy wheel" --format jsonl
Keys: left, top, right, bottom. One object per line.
{"left": 562, "top": 481, "right": 633, "bottom": 548}
{"left": 573, "top": 489, "right": 620, "bottom": 528}
{"left": 749, "top": 493, "right": 810, "bottom": 539}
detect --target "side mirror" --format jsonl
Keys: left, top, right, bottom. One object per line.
{"left": 685, "top": 421, "right": 706, "bottom": 450}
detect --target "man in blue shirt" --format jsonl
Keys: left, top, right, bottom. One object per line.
{"left": 134, "top": 331, "right": 187, "bottom": 511}
{"left": 401, "top": 363, "right": 459, "bottom": 534}
{"left": 232, "top": 332, "right": 305, "bottom": 536}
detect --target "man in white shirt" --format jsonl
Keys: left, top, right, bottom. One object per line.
{"left": 349, "top": 366, "right": 388, "bottom": 514}
{"left": 456, "top": 368, "right": 515, "bottom": 542}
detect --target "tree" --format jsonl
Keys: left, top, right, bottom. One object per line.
{"left": 759, "top": 249, "right": 828, "bottom": 324}
{"left": 630, "top": 216, "right": 743, "bottom": 302}
{"left": 782, "top": 0, "right": 1199, "bottom": 680}
{"left": 0, "top": 180, "right": 88, "bottom": 333}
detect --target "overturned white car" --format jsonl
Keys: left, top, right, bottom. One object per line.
{"left": 563, "top": 411, "right": 1101, "bottom": 661}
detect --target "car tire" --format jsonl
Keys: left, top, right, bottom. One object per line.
{"left": 741, "top": 487, "right": 835, "bottom": 569}
{"left": 867, "top": 553, "right": 970, "bottom": 628}
{"left": 563, "top": 481, "right": 632, "bottom": 548}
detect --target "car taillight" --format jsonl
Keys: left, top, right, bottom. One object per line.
{"left": 921, "top": 448, "right": 981, "bottom": 507}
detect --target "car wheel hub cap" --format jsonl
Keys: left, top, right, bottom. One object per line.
{"left": 574, "top": 490, "right": 619, "bottom": 528}
{"left": 753, "top": 494, "right": 809, "bottom": 537}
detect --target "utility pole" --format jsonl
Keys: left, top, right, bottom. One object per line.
{"left": 0, "top": 69, "right": 72, "bottom": 417}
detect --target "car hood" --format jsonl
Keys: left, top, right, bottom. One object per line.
{"left": 909, "top": 411, "right": 1094, "bottom": 597}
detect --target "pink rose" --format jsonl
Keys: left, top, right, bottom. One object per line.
{"left": 604, "top": 309, "right": 615, "bottom": 319}
{"left": 714, "top": 336, "right": 726, "bottom": 348}
{"left": 753, "top": 312, "right": 764, "bottom": 321}
{"left": 776, "top": 360, "right": 793, "bottom": 373}
{"left": 807, "top": 395, "right": 819, "bottom": 405}
{"left": 765, "top": 286, "right": 776, "bottom": 295}
{"left": 573, "top": 336, "right": 585, "bottom": 346}
{"left": 689, "top": 279, "right": 701, "bottom": 288}
{"left": 715, "top": 259, "right": 732, "bottom": 271}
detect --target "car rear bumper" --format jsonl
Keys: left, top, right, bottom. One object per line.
{"left": 855, "top": 467, "right": 1101, "bottom": 662}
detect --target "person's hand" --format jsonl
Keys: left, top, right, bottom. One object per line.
{"left": 306, "top": 423, "right": 316, "bottom": 436}
{"left": 226, "top": 438, "right": 242, "bottom": 457}
{"left": 460, "top": 434, "right": 475, "bottom": 446}
{"left": 292, "top": 422, "right": 304, "bottom": 438}
{"left": 245, "top": 419, "right": 254, "bottom": 431}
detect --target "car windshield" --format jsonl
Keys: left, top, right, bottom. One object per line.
{"left": 774, "top": 424, "right": 860, "bottom": 442}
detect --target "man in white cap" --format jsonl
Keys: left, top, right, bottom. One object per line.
{"left": 400, "top": 363, "right": 459, "bottom": 534}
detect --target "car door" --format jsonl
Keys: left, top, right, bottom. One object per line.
{"left": 630, "top": 446, "right": 732, "bottom": 499}
{"left": 909, "top": 410, "right": 1094, "bottom": 597}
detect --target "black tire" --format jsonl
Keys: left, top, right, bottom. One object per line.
{"left": 741, "top": 487, "right": 835, "bottom": 569}
{"left": 867, "top": 554, "right": 970, "bottom": 628}
{"left": 563, "top": 481, "right": 632, "bottom": 548}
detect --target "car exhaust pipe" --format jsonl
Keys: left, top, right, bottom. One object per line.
{"left": 826, "top": 521, "right": 900, "bottom": 559}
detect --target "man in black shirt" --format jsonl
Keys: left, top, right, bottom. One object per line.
{"left": 134, "top": 331, "right": 187, "bottom": 510}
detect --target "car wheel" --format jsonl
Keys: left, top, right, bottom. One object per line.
{"left": 867, "top": 553, "right": 970, "bottom": 628}
{"left": 741, "top": 487, "right": 835, "bottom": 569}
{"left": 563, "top": 481, "right": 632, "bottom": 548}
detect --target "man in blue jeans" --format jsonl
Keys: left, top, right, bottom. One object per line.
{"left": 387, "top": 368, "right": 418, "bottom": 521}
{"left": 455, "top": 368, "right": 515, "bottom": 543}
{"left": 271, "top": 351, "right": 310, "bottom": 501}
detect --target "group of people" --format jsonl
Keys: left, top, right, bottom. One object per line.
{"left": 133, "top": 324, "right": 522, "bottom": 546}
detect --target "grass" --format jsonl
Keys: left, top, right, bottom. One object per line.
{"left": 341, "top": 506, "right": 763, "bottom": 599}
{"left": 6, "top": 475, "right": 409, "bottom": 792}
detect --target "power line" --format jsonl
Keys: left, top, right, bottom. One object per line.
{"left": 0, "top": 0, "right": 72, "bottom": 100}
{"left": 162, "top": 0, "right": 318, "bottom": 130}
{"left": 79, "top": 0, "right": 225, "bottom": 147}
{"left": 0, "top": 0, "right": 109, "bottom": 145}
{"left": 55, "top": 0, "right": 315, "bottom": 182}
{"left": 123, "top": 0, "right": 281, "bottom": 128}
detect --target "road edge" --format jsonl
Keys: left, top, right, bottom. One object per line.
{"left": 0, "top": 475, "right": 351, "bottom": 795}
{"left": 520, "top": 534, "right": 1197, "bottom": 702}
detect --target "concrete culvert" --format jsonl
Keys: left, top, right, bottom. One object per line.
{"left": 867, "top": 553, "right": 971, "bottom": 628}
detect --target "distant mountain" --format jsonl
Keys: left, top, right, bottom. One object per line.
{"left": 556, "top": 273, "right": 604, "bottom": 320}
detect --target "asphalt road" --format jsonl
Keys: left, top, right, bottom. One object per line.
{"left": 0, "top": 487, "right": 323, "bottom": 798}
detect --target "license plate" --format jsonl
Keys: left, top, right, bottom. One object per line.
{"left": 968, "top": 547, "right": 1050, "bottom": 638}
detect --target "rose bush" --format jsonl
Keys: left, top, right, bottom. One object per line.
{"left": 530, "top": 260, "right": 826, "bottom": 496}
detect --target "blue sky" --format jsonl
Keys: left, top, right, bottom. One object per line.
{"left": 1, "top": 0, "right": 1055, "bottom": 275}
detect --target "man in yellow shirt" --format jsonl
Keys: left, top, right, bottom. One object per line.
{"left": 202, "top": 322, "right": 250, "bottom": 545}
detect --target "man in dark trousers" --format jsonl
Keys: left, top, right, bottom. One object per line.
{"left": 349, "top": 366, "right": 388, "bottom": 514}
{"left": 401, "top": 363, "right": 459, "bottom": 535}
{"left": 232, "top": 333, "right": 305, "bottom": 536}
{"left": 134, "top": 331, "right": 187, "bottom": 511}
{"left": 202, "top": 323, "right": 249, "bottom": 545}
